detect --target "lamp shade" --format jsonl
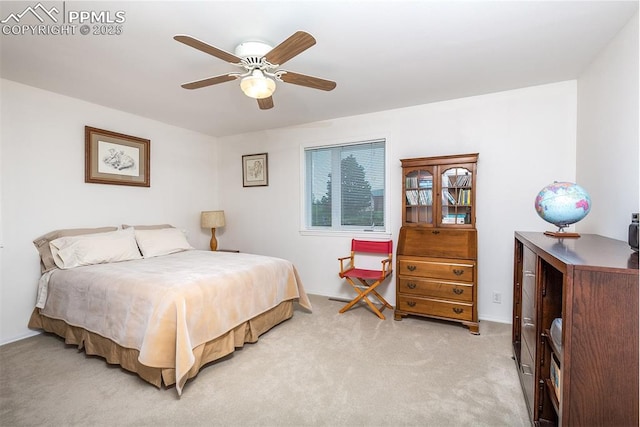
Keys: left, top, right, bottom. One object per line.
{"left": 240, "top": 69, "right": 276, "bottom": 99}
{"left": 201, "top": 210, "right": 225, "bottom": 228}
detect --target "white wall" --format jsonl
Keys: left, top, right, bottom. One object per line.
{"left": 576, "top": 12, "right": 639, "bottom": 241}
{"left": 218, "top": 81, "right": 577, "bottom": 324}
{"left": 0, "top": 79, "right": 219, "bottom": 344}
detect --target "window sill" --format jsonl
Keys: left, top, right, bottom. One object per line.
{"left": 299, "top": 229, "right": 392, "bottom": 238}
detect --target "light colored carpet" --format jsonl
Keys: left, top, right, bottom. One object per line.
{"left": 0, "top": 294, "right": 529, "bottom": 426}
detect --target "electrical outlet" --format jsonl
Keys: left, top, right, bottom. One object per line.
{"left": 492, "top": 292, "right": 502, "bottom": 304}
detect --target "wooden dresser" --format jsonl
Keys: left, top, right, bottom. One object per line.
{"left": 512, "top": 232, "right": 639, "bottom": 426}
{"left": 394, "top": 153, "right": 479, "bottom": 334}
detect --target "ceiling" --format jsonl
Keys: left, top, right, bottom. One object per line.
{"left": 1, "top": 1, "right": 637, "bottom": 137}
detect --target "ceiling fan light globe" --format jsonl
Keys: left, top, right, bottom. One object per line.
{"left": 240, "top": 73, "right": 276, "bottom": 99}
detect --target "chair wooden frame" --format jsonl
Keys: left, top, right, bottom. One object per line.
{"left": 337, "top": 239, "right": 393, "bottom": 319}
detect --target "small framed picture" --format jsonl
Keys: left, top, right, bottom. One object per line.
{"left": 85, "top": 126, "right": 150, "bottom": 187}
{"left": 242, "top": 153, "right": 268, "bottom": 187}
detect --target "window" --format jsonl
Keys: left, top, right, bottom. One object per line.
{"left": 304, "top": 139, "right": 386, "bottom": 232}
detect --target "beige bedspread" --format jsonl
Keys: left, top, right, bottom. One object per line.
{"left": 37, "top": 250, "right": 311, "bottom": 395}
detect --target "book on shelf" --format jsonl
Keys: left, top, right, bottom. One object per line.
{"left": 550, "top": 354, "right": 561, "bottom": 401}
{"left": 406, "top": 189, "right": 433, "bottom": 206}
{"left": 457, "top": 189, "right": 471, "bottom": 205}
{"left": 418, "top": 189, "right": 432, "bottom": 205}
{"left": 418, "top": 178, "right": 432, "bottom": 189}
{"left": 406, "top": 176, "right": 418, "bottom": 188}
{"left": 443, "top": 189, "right": 456, "bottom": 205}
{"left": 407, "top": 176, "right": 433, "bottom": 189}
{"left": 405, "top": 190, "right": 418, "bottom": 205}
{"left": 443, "top": 214, "right": 466, "bottom": 224}
{"left": 448, "top": 174, "right": 471, "bottom": 187}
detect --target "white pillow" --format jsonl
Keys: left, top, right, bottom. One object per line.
{"left": 50, "top": 228, "right": 142, "bottom": 269}
{"left": 134, "top": 227, "right": 193, "bottom": 258}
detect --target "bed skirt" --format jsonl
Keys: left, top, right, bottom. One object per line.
{"left": 28, "top": 300, "right": 294, "bottom": 389}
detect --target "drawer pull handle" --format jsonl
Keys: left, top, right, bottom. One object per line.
{"left": 453, "top": 288, "right": 463, "bottom": 295}
{"left": 524, "top": 270, "right": 535, "bottom": 277}
{"left": 407, "top": 282, "right": 417, "bottom": 289}
{"left": 522, "top": 317, "right": 534, "bottom": 328}
{"left": 453, "top": 269, "right": 464, "bottom": 276}
{"left": 432, "top": 230, "right": 440, "bottom": 235}
{"left": 407, "top": 301, "right": 416, "bottom": 307}
{"left": 407, "top": 265, "right": 417, "bottom": 271}
{"left": 521, "top": 364, "right": 533, "bottom": 376}
{"left": 453, "top": 308, "right": 463, "bottom": 314}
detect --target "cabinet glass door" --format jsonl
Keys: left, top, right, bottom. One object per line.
{"left": 440, "top": 167, "right": 473, "bottom": 226}
{"left": 405, "top": 169, "right": 433, "bottom": 224}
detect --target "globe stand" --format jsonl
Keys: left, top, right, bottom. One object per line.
{"left": 544, "top": 225, "right": 580, "bottom": 238}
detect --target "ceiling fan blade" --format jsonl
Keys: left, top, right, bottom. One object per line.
{"left": 174, "top": 34, "right": 242, "bottom": 64}
{"left": 257, "top": 97, "right": 274, "bottom": 110}
{"left": 279, "top": 71, "right": 337, "bottom": 91}
{"left": 181, "top": 74, "right": 238, "bottom": 90}
{"left": 264, "top": 31, "right": 316, "bottom": 66}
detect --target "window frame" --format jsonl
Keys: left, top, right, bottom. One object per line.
{"left": 299, "top": 136, "right": 391, "bottom": 237}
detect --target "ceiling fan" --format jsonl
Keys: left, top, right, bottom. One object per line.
{"left": 174, "top": 31, "right": 337, "bottom": 110}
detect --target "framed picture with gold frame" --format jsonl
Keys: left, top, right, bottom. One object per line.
{"left": 85, "top": 126, "right": 150, "bottom": 187}
{"left": 242, "top": 153, "right": 268, "bottom": 187}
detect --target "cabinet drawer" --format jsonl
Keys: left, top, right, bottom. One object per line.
{"left": 398, "top": 277, "right": 473, "bottom": 302}
{"left": 398, "top": 227, "right": 477, "bottom": 259}
{"left": 522, "top": 247, "right": 536, "bottom": 300}
{"left": 521, "top": 282, "right": 537, "bottom": 358}
{"left": 521, "top": 288, "right": 537, "bottom": 356}
{"left": 397, "top": 295, "right": 473, "bottom": 321}
{"left": 519, "top": 341, "right": 536, "bottom": 417}
{"left": 398, "top": 258, "right": 474, "bottom": 282}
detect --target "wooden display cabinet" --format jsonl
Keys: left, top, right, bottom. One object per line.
{"left": 512, "top": 232, "right": 639, "bottom": 426}
{"left": 395, "top": 153, "right": 479, "bottom": 334}
{"left": 401, "top": 153, "right": 477, "bottom": 228}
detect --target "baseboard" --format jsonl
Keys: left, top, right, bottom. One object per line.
{"left": 0, "top": 330, "right": 41, "bottom": 347}
{"left": 478, "top": 315, "right": 512, "bottom": 325}
{"left": 327, "top": 296, "right": 353, "bottom": 303}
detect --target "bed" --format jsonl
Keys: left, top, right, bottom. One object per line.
{"left": 28, "top": 226, "right": 311, "bottom": 396}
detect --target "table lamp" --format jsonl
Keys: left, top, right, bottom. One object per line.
{"left": 201, "top": 210, "right": 225, "bottom": 251}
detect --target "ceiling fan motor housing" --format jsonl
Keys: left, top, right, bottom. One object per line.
{"left": 235, "top": 41, "right": 273, "bottom": 63}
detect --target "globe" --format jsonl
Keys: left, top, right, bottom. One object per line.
{"left": 535, "top": 182, "right": 591, "bottom": 232}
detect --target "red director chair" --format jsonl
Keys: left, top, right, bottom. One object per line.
{"left": 337, "top": 239, "right": 393, "bottom": 319}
